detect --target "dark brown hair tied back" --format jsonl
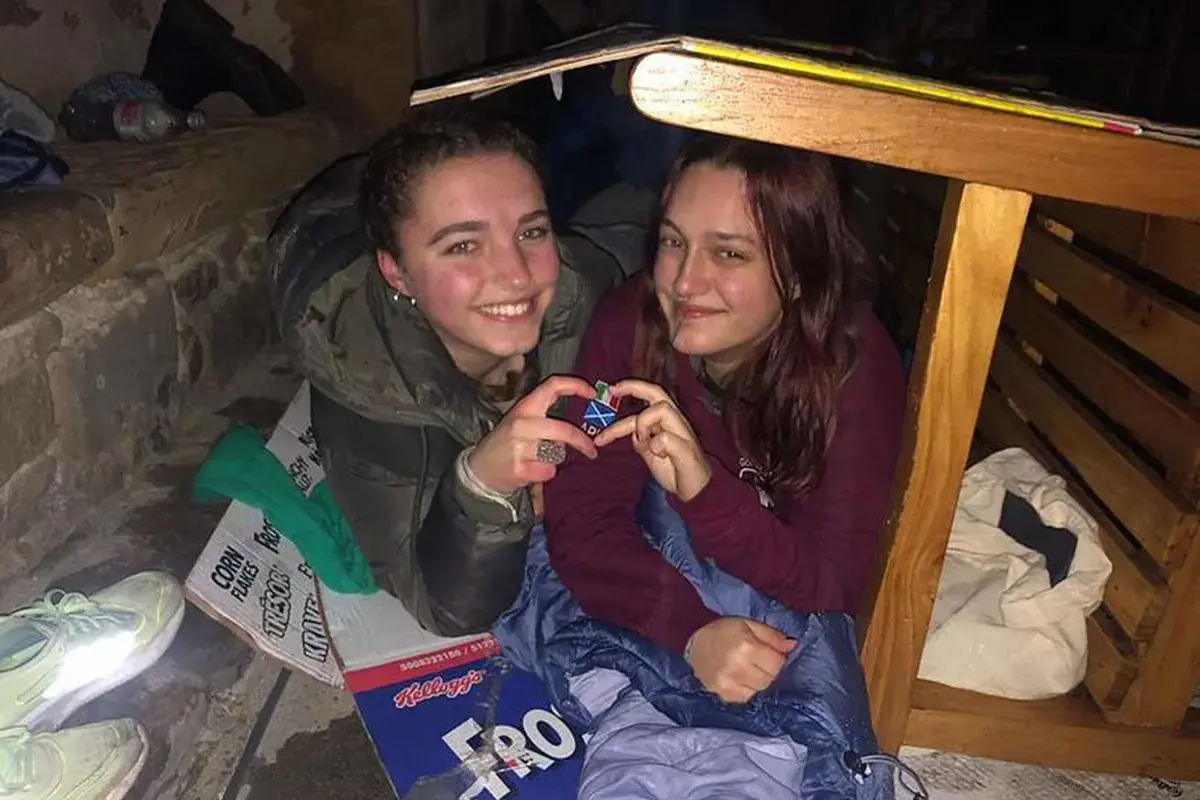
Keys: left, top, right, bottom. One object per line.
{"left": 359, "top": 106, "right": 538, "bottom": 263}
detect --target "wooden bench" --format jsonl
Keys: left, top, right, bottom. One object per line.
{"left": 625, "top": 50, "right": 1200, "bottom": 779}
{"left": 846, "top": 160, "right": 1200, "bottom": 776}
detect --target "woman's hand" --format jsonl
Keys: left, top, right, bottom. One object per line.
{"left": 593, "top": 379, "right": 712, "bottom": 502}
{"left": 687, "top": 618, "right": 795, "bottom": 704}
{"left": 468, "top": 375, "right": 598, "bottom": 496}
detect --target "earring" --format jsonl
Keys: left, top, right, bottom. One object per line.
{"left": 391, "top": 290, "right": 416, "bottom": 307}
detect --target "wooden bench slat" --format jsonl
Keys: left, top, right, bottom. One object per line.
{"left": 1005, "top": 280, "right": 1200, "bottom": 498}
{"left": 1106, "top": 502, "right": 1200, "bottom": 728}
{"left": 1085, "top": 611, "right": 1140, "bottom": 710}
{"left": 1143, "top": 216, "right": 1200, "bottom": 298}
{"left": 1034, "top": 198, "right": 1150, "bottom": 268}
{"left": 1036, "top": 197, "right": 1200, "bottom": 296}
{"left": 1018, "top": 226, "right": 1200, "bottom": 393}
{"left": 976, "top": 387, "right": 1169, "bottom": 641}
{"left": 991, "top": 336, "right": 1197, "bottom": 566}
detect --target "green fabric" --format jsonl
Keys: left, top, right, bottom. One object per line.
{"left": 193, "top": 425, "right": 377, "bottom": 595}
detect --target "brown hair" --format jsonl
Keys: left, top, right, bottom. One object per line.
{"left": 633, "top": 135, "right": 866, "bottom": 496}
{"left": 359, "top": 105, "right": 538, "bottom": 261}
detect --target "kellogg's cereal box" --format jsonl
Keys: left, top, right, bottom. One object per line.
{"left": 347, "top": 637, "right": 584, "bottom": 798}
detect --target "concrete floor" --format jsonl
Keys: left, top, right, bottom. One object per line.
{"left": 237, "top": 672, "right": 392, "bottom": 800}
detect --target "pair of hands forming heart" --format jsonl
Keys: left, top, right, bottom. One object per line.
{"left": 470, "top": 376, "right": 711, "bottom": 506}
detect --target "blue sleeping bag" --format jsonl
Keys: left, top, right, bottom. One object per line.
{"left": 493, "top": 481, "right": 927, "bottom": 799}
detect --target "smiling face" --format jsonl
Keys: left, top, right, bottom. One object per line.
{"left": 378, "top": 152, "right": 559, "bottom": 379}
{"left": 653, "top": 162, "right": 783, "bottom": 382}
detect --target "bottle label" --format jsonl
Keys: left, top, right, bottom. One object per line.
{"left": 112, "top": 100, "right": 147, "bottom": 142}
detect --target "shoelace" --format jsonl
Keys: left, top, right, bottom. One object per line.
{"left": 856, "top": 753, "right": 930, "bottom": 799}
{"left": 10, "top": 591, "right": 136, "bottom": 707}
{"left": 12, "top": 591, "right": 130, "bottom": 639}
{"left": 0, "top": 728, "right": 34, "bottom": 792}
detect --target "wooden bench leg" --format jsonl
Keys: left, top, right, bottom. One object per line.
{"left": 859, "top": 181, "right": 1032, "bottom": 754}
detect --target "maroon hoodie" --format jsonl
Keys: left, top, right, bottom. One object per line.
{"left": 543, "top": 278, "right": 906, "bottom": 654}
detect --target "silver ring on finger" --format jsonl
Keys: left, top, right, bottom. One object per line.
{"left": 535, "top": 439, "right": 567, "bottom": 465}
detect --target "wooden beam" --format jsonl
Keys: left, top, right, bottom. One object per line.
{"left": 907, "top": 681, "right": 1200, "bottom": 781}
{"left": 628, "top": 52, "right": 1200, "bottom": 221}
{"left": 857, "top": 181, "right": 1031, "bottom": 753}
{"left": 1034, "top": 197, "right": 1200, "bottom": 298}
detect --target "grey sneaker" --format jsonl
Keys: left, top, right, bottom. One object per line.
{"left": 0, "top": 719, "right": 149, "bottom": 800}
{"left": 0, "top": 571, "right": 186, "bottom": 731}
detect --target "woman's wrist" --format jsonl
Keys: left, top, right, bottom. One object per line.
{"left": 456, "top": 447, "right": 520, "bottom": 522}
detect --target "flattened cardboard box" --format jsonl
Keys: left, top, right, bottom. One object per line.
{"left": 184, "top": 383, "right": 487, "bottom": 687}
{"left": 185, "top": 384, "right": 343, "bottom": 686}
{"left": 411, "top": 22, "right": 1200, "bottom": 146}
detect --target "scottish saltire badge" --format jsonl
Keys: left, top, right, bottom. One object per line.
{"left": 582, "top": 380, "right": 620, "bottom": 433}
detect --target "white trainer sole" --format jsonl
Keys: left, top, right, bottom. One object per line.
{"left": 25, "top": 600, "right": 187, "bottom": 732}
{"left": 105, "top": 721, "right": 151, "bottom": 800}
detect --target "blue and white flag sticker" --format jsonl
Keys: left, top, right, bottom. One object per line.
{"left": 582, "top": 380, "right": 620, "bottom": 432}
{"left": 583, "top": 401, "right": 616, "bottom": 430}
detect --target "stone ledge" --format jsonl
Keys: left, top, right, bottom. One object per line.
{"left": 0, "top": 111, "right": 344, "bottom": 328}
{"left": 0, "top": 191, "right": 112, "bottom": 329}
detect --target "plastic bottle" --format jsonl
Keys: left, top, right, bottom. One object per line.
{"left": 111, "top": 100, "right": 207, "bottom": 142}
{"left": 59, "top": 98, "right": 206, "bottom": 143}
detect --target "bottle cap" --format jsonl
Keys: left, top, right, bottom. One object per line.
{"left": 185, "top": 109, "right": 208, "bottom": 131}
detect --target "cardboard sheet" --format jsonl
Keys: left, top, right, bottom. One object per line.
{"left": 411, "top": 23, "right": 1200, "bottom": 147}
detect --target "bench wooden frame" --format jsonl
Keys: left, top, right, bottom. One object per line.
{"left": 627, "top": 50, "right": 1200, "bottom": 779}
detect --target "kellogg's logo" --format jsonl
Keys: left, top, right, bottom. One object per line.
{"left": 394, "top": 669, "right": 485, "bottom": 709}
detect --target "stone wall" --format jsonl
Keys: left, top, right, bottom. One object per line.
{"left": 0, "top": 0, "right": 293, "bottom": 114}
{"left": 0, "top": 106, "right": 345, "bottom": 590}
{"left": 0, "top": 0, "right": 416, "bottom": 132}
{"left": 0, "top": 203, "right": 282, "bottom": 584}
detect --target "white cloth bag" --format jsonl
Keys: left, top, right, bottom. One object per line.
{"left": 917, "top": 447, "right": 1113, "bottom": 700}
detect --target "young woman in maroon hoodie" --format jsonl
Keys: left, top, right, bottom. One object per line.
{"left": 542, "top": 134, "right": 906, "bottom": 705}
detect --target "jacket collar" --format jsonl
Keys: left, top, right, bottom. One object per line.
{"left": 364, "top": 241, "right": 594, "bottom": 445}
